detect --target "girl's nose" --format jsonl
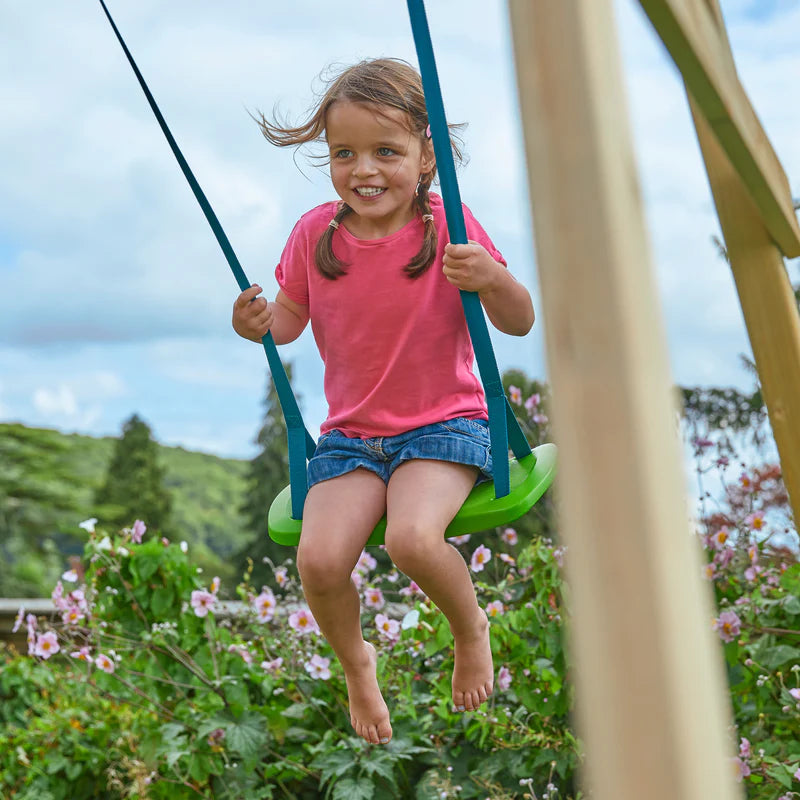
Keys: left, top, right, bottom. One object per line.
{"left": 353, "top": 155, "right": 378, "bottom": 177}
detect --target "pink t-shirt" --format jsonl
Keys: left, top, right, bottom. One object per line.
{"left": 275, "top": 193, "right": 506, "bottom": 438}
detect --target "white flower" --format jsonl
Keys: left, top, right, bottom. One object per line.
{"left": 180, "top": 541, "right": 188, "bottom": 553}
{"left": 61, "top": 570, "right": 78, "bottom": 583}
{"left": 96, "top": 536, "right": 112, "bottom": 552}
{"left": 79, "top": 518, "right": 98, "bottom": 533}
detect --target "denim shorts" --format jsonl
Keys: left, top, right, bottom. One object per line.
{"left": 307, "top": 417, "right": 493, "bottom": 489}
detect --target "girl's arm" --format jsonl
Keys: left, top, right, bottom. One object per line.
{"left": 442, "top": 242, "right": 535, "bottom": 336}
{"left": 232, "top": 285, "right": 310, "bottom": 345}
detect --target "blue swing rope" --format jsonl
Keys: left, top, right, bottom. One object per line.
{"left": 406, "top": 0, "right": 532, "bottom": 497}
{"left": 97, "top": 0, "right": 315, "bottom": 519}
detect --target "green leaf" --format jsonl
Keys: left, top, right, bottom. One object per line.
{"left": 766, "top": 765, "right": 794, "bottom": 790}
{"left": 225, "top": 713, "right": 269, "bottom": 760}
{"left": 311, "top": 748, "right": 356, "bottom": 781}
{"left": 150, "top": 584, "right": 174, "bottom": 617}
{"left": 282, "top": 702, "right": 309, "bottom": 719}
{"left": 134, "top": 552, "right": 161, "bottom": 582}
{"left": 783, "top": 594, "right": 800, "bottom": 615}
{"left": 332, "top": 777, "right": 375, "bottom": 800}
{"left": 762, "top": 645, "right": 800, "bottom": 670}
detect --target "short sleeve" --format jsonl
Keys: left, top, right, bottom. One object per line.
{"left": 462, "top": 203, "right": 507, "bottom": 267}
{"left": 275, "top": 217, "right": 312, "bottom": 306}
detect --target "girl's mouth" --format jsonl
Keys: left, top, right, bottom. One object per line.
{"left": 354, "top": 186, "right": 386, "bottom": 197}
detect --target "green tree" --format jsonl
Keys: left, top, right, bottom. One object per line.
{"left": 94, "top": 414, "right": 173, "bottom": 534}
{"left": 234, "top": 368, "right": 296, "bottom": 587}
{"left": 0, "top": 424, "right": 84, "bottom": 595}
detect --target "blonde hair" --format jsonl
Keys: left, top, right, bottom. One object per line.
{"left": 255, "top": 58, "right": 465, "bottom": 279}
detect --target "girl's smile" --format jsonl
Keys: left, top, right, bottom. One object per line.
{"left": 326, "top": 100, "right": 433, "bottom": 239}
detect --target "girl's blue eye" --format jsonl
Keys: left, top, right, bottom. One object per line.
{"left": 334, "top": 149, "right": 353, "bottom": 159}
{"left": 377, "top": 147, "right": 395, "bottom": 157}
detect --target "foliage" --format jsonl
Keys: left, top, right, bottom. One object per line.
{"left": 0, "top": 513, "right": 579, "bottom": 799}
{"left": 0, "top": 422, "right": 250, "bottom": 597}
{"left": 234, "top": 368, "right": 294, "bottom": 588}
{"left": 0, "top": 424, "right": 85, "bottom": 596}
{"left": 94, "top": 414, "right": 174, "bottom": 535}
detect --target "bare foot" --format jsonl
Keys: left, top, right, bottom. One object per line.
{"left": 452, "top": 610, "right": 494, "bottom": 712}
{"left": 343, "top": 642, "right": 392, "bottom": 745}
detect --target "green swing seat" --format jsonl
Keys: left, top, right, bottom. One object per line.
{"left": 268, "top": 443, "right": 557, "bottom": 546}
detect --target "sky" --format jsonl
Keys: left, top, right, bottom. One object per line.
{"left": 1, "top": 0, "right": 798, "bottom": 460}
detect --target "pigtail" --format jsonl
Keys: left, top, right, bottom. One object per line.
{"left": 314, "top": 203, "right": 353, "bottom": 279}
{"left": 404, "top": 173, "right": 438, "bottom": 278}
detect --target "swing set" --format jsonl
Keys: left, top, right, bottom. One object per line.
{"left": 97, "top": 0, "right": 558, "bottom": 548}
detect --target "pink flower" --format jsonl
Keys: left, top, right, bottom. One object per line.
{"left": 62, "top": 570, "right": 78, "bottom": 583}
{"left": 274, "top": 567, "right": 288, "bottom": 587}
{"left": 470, "top": 545, "right": 492, "bottom": 573}
{"left": 253, "top": 588, "right": 277, "bottom": 623}
{"left": 364, "top": 587, "right": 385, "bottom": 610}
{"left": 375, "top": 613, "right": 400, "bottom": 642}
{"left": 709, "top": 527, "right": 729, "bottom": 550}
{"left": 739, "top": 737, "right": 751, "bottom": 759}
{"left": 356, "top": 551, "right": 377, "bottom": 574}
{"left": 794, "top": 767, "right": 800, "bottom": 782}
{"left": 739, "top": 472, "right": 752, "bottom": 490}
{"left": 131, "top": 519, "right": 146, "bottom": 544}
{"left": 703, "top": 562, "right": 717, "bottom": 580}
{"left": 210, "top": 576, "right": 221, "bottom": 594}
{"left": 190, "top": 589, "right": 217, "bottom": 618}
{"left": 509, "top": 386, "right": 522, "bottom": 405}
{"left": 52, "top": 581, "right": 67, "bottom": 611}
{"left": 62, "top": 605, "right": 86, "bottom": 625}
{"left": 95, "top": 653, "right": 115, "bottom": 673}
{"left": 524, "top": 393, "right": 540, "bottom": 413}
{"left": 34, "top": 631, "right": 60, "bottom": 660}
{"left": 261, "top": 657, "right": 283, "bottom": 673}
{"left": 497, "top": 666, "right": 512, "bottom": 691}
{"left": 11, "top": 606, "right": 24, "bottom": 634}
{"left": 350, "top": 569, "right": 364, "bottom": 589}
{"left": 447, "top": 534, "right": 471, "bottom": 546}
{"left": 289, "top": 608, "right": 319, "bottom": 635}
{"left": 692, "top": 436, "right": 713, "bottom": 451}
{"left": 789, "top": 688, "right": 800, "bottom": 702}
{"left": 498, "top": 553, "right": 516, "bottom": 566}
{"left": 712, "top": 610, "right": 741, "bottom": 643}
{"left": 731, "top": 757, "right": 751, "bottom": 782}
{"left": 745, "top": 512, "right": 765, "bottom": 531}
{"left": 71, "top": 647, "right": 92, "bottom": 663}
{"left": 304, "top": 654, "right": 331, "bottom": 680}
{"left": 486, "top": 600, "right": 505, "bottom": 618}
{"left": 400, "top": 581, "right": 426, "bottom": 598}
{"left": 228, "top": 644, "right": 253, "bottom": 664}
{"left": 501, "top": 528, "right": 518, "bottom": 546}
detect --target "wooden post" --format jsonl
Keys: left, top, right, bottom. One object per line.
{"left": 506, "top": 2, "right": 741, "bottom": 799}
{"left": 686, "top": 0, "right": 800, "bottom": 524}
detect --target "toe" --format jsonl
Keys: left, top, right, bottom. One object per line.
{"left": 377, "top": 721, "right": 393, "bottom": 744}
{"left": 453, "top": 688, "right": 466, "bottom": 712}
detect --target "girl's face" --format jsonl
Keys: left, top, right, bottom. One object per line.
{"left": 326, "top": 100, "right": 433, "bottom": 239}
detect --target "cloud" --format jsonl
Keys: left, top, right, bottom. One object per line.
{"left": 1, "top": 0, "right": 797, "bottom": 457}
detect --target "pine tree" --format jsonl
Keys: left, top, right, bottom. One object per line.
{"left": 234, "top": 367, "right": 295, "bottom": 586}
{"left": 94, "top": 414, "right": 173, "bottom": 534}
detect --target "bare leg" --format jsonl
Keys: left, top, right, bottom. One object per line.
{"left": 297, "top": 468, "right": 392, "bottom": 744}
{"left": 385, "top": 461, "right": 493, "bottom": 712}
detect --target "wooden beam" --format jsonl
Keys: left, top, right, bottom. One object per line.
{"left": 687, "top": 0, "right": 800, "bottom": 524}
{"left": 507, "top": 2, "right": 742, "bottom": 799}
{"left": 637, "top": 0, "right": 800, "bottom": 257}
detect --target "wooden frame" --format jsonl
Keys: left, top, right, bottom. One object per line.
{"left": 505, "top": 0, "right": 800, "bottom": 796}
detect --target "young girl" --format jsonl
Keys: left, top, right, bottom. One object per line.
{"left": 232, "top": 58, "right": 534, "bottom": 746}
